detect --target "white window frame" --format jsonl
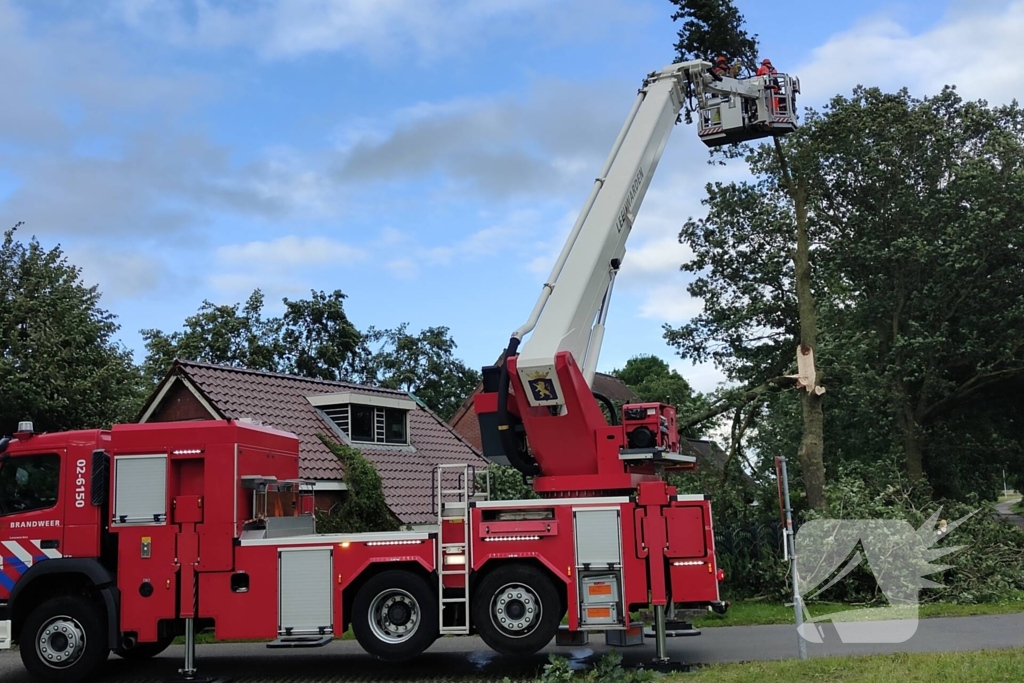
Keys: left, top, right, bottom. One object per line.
{"left": 318, "top": 403, "right": 410, "bottom": 446}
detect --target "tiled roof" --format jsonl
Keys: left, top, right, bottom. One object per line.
{"left": 154, "top": 360, "right": 485, "bottom": 525}
{"left": 592, "top": 373, "right": 640, "bottom": 402}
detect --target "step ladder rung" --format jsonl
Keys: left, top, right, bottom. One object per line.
{"left": 435, "top": 462, "right": 480, "bottom": 635}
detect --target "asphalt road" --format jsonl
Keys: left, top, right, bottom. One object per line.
{"left": 3, "top": 613, "right": 1024, "bottom": 682}
{"left": 995, "top": 498, "right": 1024, "bottom": 528}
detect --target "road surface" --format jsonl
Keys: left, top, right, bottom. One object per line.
{"left": 995, "top": 498, "right": 1024, "bottom": 528}
{"left": 3, "top": 613, "right": 1024, "bottom": 681}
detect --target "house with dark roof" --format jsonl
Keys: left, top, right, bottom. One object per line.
{"left": 449, "top": 370, "right": 639, "bottom": 451}
{"left": 138, "top": 360, "right": 486, "bottom": 526}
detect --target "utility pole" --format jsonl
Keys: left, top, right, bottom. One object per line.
{"left": 776, "top": 455, "right": 807, "bottom": 660}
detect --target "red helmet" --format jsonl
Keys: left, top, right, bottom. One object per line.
{"left": 717, "top": 55, "right": 727, "bottom": 63}
{"left": 762, "top": 58, "right": 772, "bottom": 65}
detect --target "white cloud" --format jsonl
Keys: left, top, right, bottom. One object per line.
{"left": 216, "top": 235, "right": 366, "bottom": 268}
{"left": 638, "top": 283, "right": 703, "bottom": 324}
{"left": 331, "top": 79, "right": 635, "bottom": 199}
{"left": 109, "top": 0, "right": 644, "bottom": 63}
{"left": 210, "top": 235, "right": 367, "bottom": 301}
{"left": 376, "top": 208, "right": 544, "bottom": 278}
{"left": 797, "top": 1, "right": 1024, "bottom": 105}
{"left": 384, "top": 257, "right": 419, "bottom": 280}
{"left": 205, "top": 272, "right": 310, "bottom": 305}
{"left": 669, "top": 357, "right": 727, "bottom": 395}
{"left": 65, "top": 244, "right": 170, "bottom": 302}
{"left": 0, "top": 0, "right": 212, "bottom": 146}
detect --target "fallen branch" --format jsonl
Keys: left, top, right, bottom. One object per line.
{"left": 678, "top": 375, "right": 797, "bottom": 432}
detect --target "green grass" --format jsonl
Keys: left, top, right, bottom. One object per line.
{"left": 1012, "top": 499, "right": 1024, "bottom": 515}
{"left": 691, "top": 596, "right": 1024, "bottom": 628}
{"left": 997, "top": 493, "right": 1020, "bottom": 503}
{"left": 673, "top": 648, "right": 1024, "bottom": 682}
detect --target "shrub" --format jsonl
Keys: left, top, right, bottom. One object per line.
{"left": 505, "top": 651, "right": 658, "bottom": 683}
{"left": 804, "top": 461, "right": 1024, "bottom": 605}
{"left": 482, "top": 463, "right": 539, "bottom": 501}
{"left": 314, "top": 435, "right": 401, "bottom": 534}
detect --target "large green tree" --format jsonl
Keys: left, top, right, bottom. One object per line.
{"left": 669, "top": 0, "right": 828, "bottom": 509}
{"left": 669, "top": 0, "right": 759, "bottom": 70}
{"left": 141, "top": 290, "right": 284, "bottom": 382}
{"left": 670, "top": 87, "right": 1024, "bottom": 499}
{"left": 0, "top": 227, "right": 144, "bottom": 434}
{"left": 141, "top": 289, "right": 362, "bottom": 384}
{"left": 358, "top": 324, "right": 480, "bottom": 420}
{"left": 280, "top": 290, "right": 363, "bottom": 381}
{"left": 143, "top": 293, "right": 478, "bottom": 421}
{"left": 807, "top": 87, "right": 1024, "bottom": 489}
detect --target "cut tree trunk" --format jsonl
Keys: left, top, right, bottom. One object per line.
{"left": 784, "top": 140, "right": 827, "bottom": 511}
{"left": 799, "top": 390, "right": 826, "bottom": 510}
{"left": 898, "top": 400, "right": 925, "bottom": 482}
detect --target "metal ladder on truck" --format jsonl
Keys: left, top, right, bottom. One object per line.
{"left": 434, "top": 463, "right": 489, "bottom": 635}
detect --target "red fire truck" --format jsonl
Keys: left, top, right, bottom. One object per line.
{"left": 0, "top": 59, "right": 798, "bottom": 683}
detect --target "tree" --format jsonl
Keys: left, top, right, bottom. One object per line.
{"left": 143, "top": 292, "right": 481, "bottom": 420}
{"left": 482, "top": 463, "right": 538, "bottom": 502}
{"left": 359, "top": 324, "right": 481, "bottom": 421}
{"left": 141, "top": 290, "right": 283, "bottom": 383}
{"left": 670, "top": 0, "right": 759, "bottom": 70}
{"left": 280, "top": 290, "right": 363, "bottom": 381}
{"left": 141, "top": 289, "right": 362, "bottom": 384}
{"left": 669, "top": 86, "right": 1024, "bottom": 499}
{"left": 0, "top": 226, "right": 144, "bottom": 434}
{"left": 315, "top": 435, "right": 401, "bottom": 533}
{"left": 669, "top": 0, "right": 828, "bottom": 509}
{"left": 611, "top": 355, "right": 708, "bottom": 437}
{"left": 806, "top": 87, "right": 1024, "bottom": 487}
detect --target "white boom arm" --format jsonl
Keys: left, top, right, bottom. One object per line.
{"left": 512, "top": 60, "right": 797, "bottom": 408}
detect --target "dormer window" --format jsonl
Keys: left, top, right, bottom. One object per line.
{"left": 308, "top": 392, "right": 415, "bottom": 446}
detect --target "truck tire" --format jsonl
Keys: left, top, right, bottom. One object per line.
{"left": 473, "top": 564, "right": 562, "bottom": 656}
{"left": 20, "top": 595, "right": 109, "bottom": 683}
{"left": 116, "top": 635, "right": 174, "bottom": 660}
{"left": 351, "top": 570, "right": 438, "bottom": 661}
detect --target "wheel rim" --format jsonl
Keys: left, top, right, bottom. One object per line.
{"left": 490, "top": 583, "right": 541, "bottom": 638}
{"left": 36, "top": 616, "right": 87, "bottom": 669}
{"left": 368, "top": 589, "right": 421, "bottom": 644}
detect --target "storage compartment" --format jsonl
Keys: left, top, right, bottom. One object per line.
{"left": 664, "top": 505, "right": 708, "bottom": 558}
{"left": 574, "top": 509, "right": 621, "bottom": 568}
{"left": 580, "top": 574, "right": 620, "bottom": 605}
{"left": 113, "top": 455, "right": 167, "bottom": 524}
{"left": 278, "top": 548, "right": 333, "bottom": 636}
{"left": 581, "top": 603, "right": 619, "bottom": 626}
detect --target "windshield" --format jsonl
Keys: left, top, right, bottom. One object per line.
{"left": 0, "top": 453, "right": 60, "bottom": 516}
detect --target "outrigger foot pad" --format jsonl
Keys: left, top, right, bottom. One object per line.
{"left": 166, "top": 673, "right": 229, "bottom": 683}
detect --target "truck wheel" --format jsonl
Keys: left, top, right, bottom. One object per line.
{"left": 473, "top": 564, "right": 562, "bottom": 656}
{"left": 20, "top": 596, "right": 109, "bottom": 683}
{"left": 352, "top": 570, "right": 438, "bottom": 661}
{"left": 116, "top": 635, "right": 174, "bottom": 660}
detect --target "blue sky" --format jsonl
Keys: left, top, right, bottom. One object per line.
{"left": 1, "top": 0, "right": 1019, "bottom": 392}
